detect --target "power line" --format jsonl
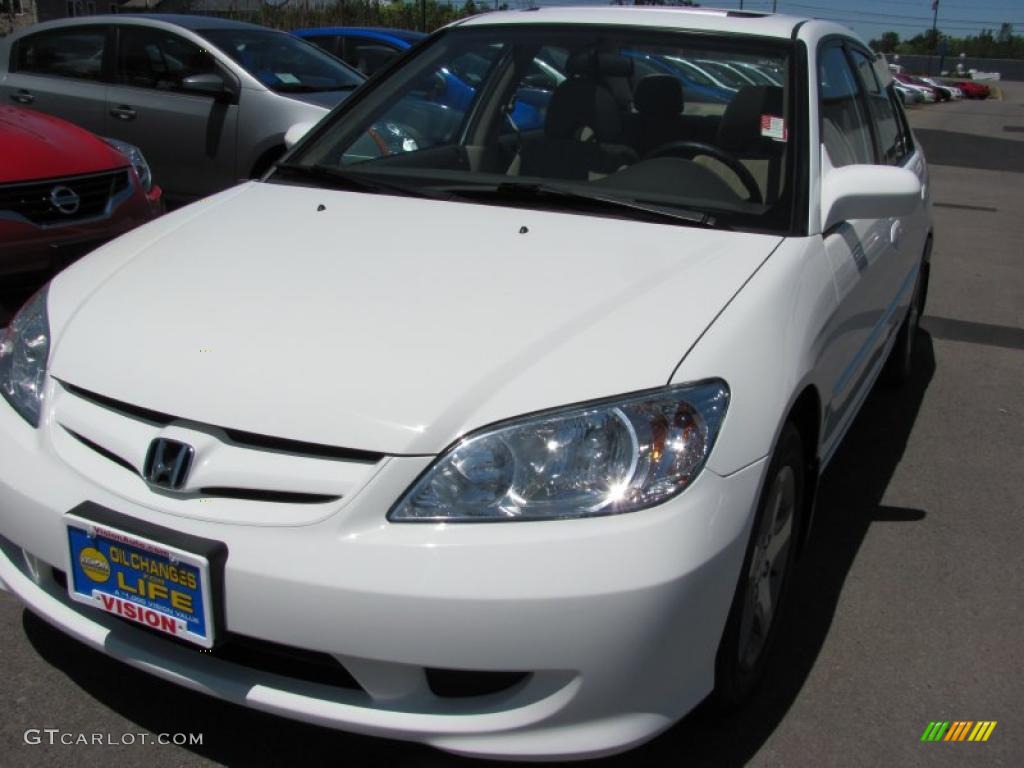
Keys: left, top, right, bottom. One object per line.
{"left": 820, "top": 17, "right": 1015, "bottom": 33}
{"left": 778, "top": 2, "right": 1023, "bottom": 26}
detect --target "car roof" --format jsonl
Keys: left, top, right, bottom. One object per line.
{"left": 9, "top": 13, "right": 272, "bottom": 34}
{"left": 293, "top": 27, "right": 427, "bottom": 43}
{"left": 455, "top": 7, "right": 856, "bottom": 42}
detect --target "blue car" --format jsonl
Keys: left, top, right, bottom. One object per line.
{"left": 293, "top": 26, "right": 549, "bottom": 131}
{"left": 292, "top": 27, "right": 426, "bottom": 76}
{"left": 622, "top": 50, "right": 735, "bottom": 105}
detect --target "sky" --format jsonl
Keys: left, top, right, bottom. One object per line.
{"left": 506, "top": 0, "right": 1024, "bottom": 45}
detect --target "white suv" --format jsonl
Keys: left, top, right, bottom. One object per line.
{"left": 0, "top": 8, "right": 931, "bottom": 760}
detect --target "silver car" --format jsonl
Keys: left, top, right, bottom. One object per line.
{"left": 0, "top": 14, "right": 365, "bottom": 204}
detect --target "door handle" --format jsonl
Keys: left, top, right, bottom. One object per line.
{"left": 890, "top": 220, "right": 904, "bottom": 248}
{"left": 10, "top": 89, "right": 34, "bottom": 104}
{"left": 110, "top": 105, "right": 137, "bottom": 120}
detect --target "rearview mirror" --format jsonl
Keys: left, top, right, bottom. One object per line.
{"left": 284, "top": 121, "right": 317, "bottom": 149}
{"left": 821, "top": 165, "right": 922, "bottom": 232}
{"left": 181, "top": 73, "right": 229, "bottom": 99}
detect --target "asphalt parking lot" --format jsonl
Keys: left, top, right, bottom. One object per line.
{"left": 2, "top": 83, "right": 1022, "bottom": 767}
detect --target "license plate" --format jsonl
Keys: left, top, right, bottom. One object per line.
{"left": 65, "top": 512, "right": 216, "bottom": 648}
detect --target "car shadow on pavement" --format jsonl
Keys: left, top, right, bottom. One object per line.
{"left": 20, "top": 333, "right": 937, "bottom": 768}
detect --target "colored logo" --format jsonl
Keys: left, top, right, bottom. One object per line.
{"left": 921, "top": 721, "right": 997, "bottom": 742}
{"left": 78, "top": 547, "right": 110, "bottom": 583}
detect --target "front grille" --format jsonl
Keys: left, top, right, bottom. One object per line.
{"left": 63, "top": 427, "right": 343, "bottom": 505}
{"left": 54, "top": 381, "right": 382, "bottom": 513}
{"left": 61, "top": 381, "right": 384, "bottom": 463}
{"left": 198, "top": 487, "right": 341, "bottom": 504}
{"left": 0, "top": 170, "right": 129, "bottom": 226}
{"left": 214, "top": 634, "right": 363, "bottom": 690}
{"left": 64, "top": 427, "right": 138, "bottom": 475}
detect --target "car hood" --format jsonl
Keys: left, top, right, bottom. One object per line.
{"left": 0, "top": 105, "right": 127, "bottom": 184}
{"left": 49, "top": 182, "right": 780, "bottom": 455}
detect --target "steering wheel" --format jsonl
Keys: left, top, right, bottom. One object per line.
{"left": 643, "top": 140, "right": 763, "bottom": 204}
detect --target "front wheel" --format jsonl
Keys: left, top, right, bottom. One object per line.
{"left": 712, "top": 422, "right": 804, "bottom": 708}
{"left": 881, "top": 268, "right": 924, "bottom": 386}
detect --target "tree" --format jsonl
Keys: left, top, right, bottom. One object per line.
{"left": 869, "top": 31, "right": 900, "bottom": 53}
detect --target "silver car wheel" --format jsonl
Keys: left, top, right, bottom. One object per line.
{"left": 737, "top": 464, "right": 796, "bottom": 671}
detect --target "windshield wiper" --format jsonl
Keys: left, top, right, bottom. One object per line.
{"left": 445, "top": 182, "right": 724, "bottom": 228}
{"left": 272, "top": 163, "right": 441, "bottom": 199}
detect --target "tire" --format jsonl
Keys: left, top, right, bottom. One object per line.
{"left": 712, "top": 422, "right": 804, "bottom": 709}
{"left": 881, "top": 267, "right": 924, "bottom": 386}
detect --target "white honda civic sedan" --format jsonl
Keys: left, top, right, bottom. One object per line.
{"left": 0, "top": 7, "right": 931, "bottom": 761}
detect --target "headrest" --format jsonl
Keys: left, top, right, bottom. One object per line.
{"left": 545, "top": 79, "right": 622, "bottom": 142}
{"left": 717, "top": 85, "right": 785, "bottom": 153}
{"left": 566, "top": 51, "right": 635, "bottom": 79}
{"left": 634, "top": 74, "right": 684, "bottom": 119}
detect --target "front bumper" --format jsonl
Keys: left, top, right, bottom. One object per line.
{"left": 0, "top": 394, "right": 767, "bottom": 760}
{"left": 0, "top": 184, "right": 162, "bottom": 276}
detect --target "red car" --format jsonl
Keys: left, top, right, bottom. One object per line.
{"left": 954, "top": 80, "right": 990, "bottom": 99}
{"left": 0, "top": 106, "right": 162, "bottom": 276}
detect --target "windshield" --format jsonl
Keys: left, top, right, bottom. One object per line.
{"left": 199, "top": 28, "right": 363, "bottom": 93}
{"left": 281, "top": 25, "right": 797, "bottom": 233}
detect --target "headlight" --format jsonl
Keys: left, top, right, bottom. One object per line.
{"left": 0, "top": 285, "right": 51, "bottom": 428}
{"left": 390, "top": 380, "right": 729, "bottom": 522}
{"left": 103, "top": 138, "right": 153, "bottom": 193}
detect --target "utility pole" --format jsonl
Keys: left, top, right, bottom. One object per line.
{"left": 772, "top": 0, "right": 778, "bottom": 13}
{"left": 421, "top": 0, "right": 427, "bottom": 33}
{"left": 929, "top": 0, "right": 940, "bottom": 74}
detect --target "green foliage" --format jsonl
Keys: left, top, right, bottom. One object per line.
{"left": 871, "top": 31, "right": 900, "bottom": 54}
{"left": 870, "top": 24, "right": 1024, "bottom": 59}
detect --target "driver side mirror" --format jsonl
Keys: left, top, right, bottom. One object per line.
{"left": 181, "top": 72, "right": 232, "bottom": 101}
{"left": 821, "top": 165, "right": 922, "bottom": 232}
{"left": 284, "top": 121, "right": 317, "bottom": 149}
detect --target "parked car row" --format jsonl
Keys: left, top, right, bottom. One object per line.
{"left": 6, "top": 13, "right": 981, "bottom": 282}
{"left": 0, "top": 14, "right": 373, "bottom": 274}
{"left": 891, "top": 71, "right": 990, "bottom": 104}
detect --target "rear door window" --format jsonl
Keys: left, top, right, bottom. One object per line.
{"left": 13, "top": 27, "right": 107, "bottom": 81}
{"left": 115, "top": 26, "right": 218, "bottom": 91}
